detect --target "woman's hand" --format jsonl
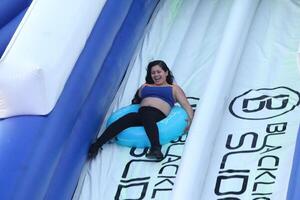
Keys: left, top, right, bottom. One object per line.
{"left": 184, "top": 118, "right": 192, "bottom": 133}
{"left": 173, "top": 84, "right": 194, "bottom": 129}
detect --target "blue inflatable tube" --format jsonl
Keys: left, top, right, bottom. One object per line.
{"left": 0, "top": 0, "right": 31, "bottom": 29}
{"left": 107, "top": 105, "right": 188, "bottom": 148}
{"left": 287, "top": 125, "right": 300, "bottom": 200}
{"left": 44, "top": 1, "right": 159, "bottom": 199}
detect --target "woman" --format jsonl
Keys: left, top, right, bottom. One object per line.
{"left": 88, "top": 60, "right": 194, "bottom": 160}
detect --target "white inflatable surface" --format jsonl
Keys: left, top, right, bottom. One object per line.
{"left": 0, "top": 0, "right": 106, "bottom": 118}
{"left": 74, "top": 0, "right": 300, "bottom": 199}
{"left": 173, "top": 0, "right": 260, "bottom": 199}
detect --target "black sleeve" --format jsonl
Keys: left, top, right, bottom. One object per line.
{"left": 131, "top": 89, "right": 141, "bottom": 104}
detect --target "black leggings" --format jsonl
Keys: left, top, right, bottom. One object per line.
{"left": 95, "top": 106, "right": 166, "bottom": 148}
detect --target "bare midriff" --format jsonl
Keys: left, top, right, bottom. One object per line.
{"left": 140, "top": 97, "right": 171, "bottom": 116}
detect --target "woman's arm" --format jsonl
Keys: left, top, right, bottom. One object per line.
{"left": 173, "top": 85, "right": 194, "bottom": 124}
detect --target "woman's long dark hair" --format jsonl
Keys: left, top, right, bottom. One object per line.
{"left": 145, "top": 60, "right": 174, "bottom": 84}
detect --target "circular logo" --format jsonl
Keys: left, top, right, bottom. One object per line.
{"left": 229, "top": 87, "right": 300, "bottom": 120}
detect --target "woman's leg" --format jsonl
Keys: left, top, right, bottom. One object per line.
{"left": 138, "top": 106, "right": 166, "bottom": 159}
{"left": 88, "top": 112, "right": 141, "bottom": 159}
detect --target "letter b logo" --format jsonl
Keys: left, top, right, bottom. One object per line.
{"left": 229, "top": 87, "right": 300, "bottom": 120}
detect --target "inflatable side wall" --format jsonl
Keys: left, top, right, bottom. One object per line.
{"left": 0, "top": 0, "right": 158, "bottom": 199}
{"left": 0, "top": 0, "right": 31, "bottom": 28}
{"left": 45, "top": 1, "right": 159, "bottom": 199}
{"left": 0, "top": 0, "right": 32, "bottom": 56}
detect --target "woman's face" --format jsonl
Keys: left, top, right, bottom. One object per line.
{"left": 151, "top": 65, "right": 168, "bottom": 85}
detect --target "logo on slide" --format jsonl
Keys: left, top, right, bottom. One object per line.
{"left": 229, "top": 86, "right": 300, "bottom": 120}
{"left": 115, "top": 135, "right": 186, "bottom": 199}
{"left": 214, "top": 122, "right": 287, "bottom": 199}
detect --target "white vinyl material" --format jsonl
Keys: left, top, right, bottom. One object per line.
{"left": 74, "top": 0, "right": 300, "bottom": 200}
{"left": 174, "top": 1, "right": 300, "bottom": 200}
{"left": 172, "top": 1, "right": 260, "bottom": 199}
{"left": 298, "top": 43, "right": 300, "bottom": 73}
{"left": 0, "top": 0, "right": 106, "bottom": 118}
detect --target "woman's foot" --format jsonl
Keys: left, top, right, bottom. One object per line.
{"left": 146, "top": 146, "right": 163, "bottom": 160}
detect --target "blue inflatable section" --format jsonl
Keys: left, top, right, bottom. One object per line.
{"left": 0, "top": 116, "right": 46, "bottom": 199}
{"left": 0, "top": 0, "right": 158, "bottom": 199}
{"left": 0, "top": 0, "right": 31, "bottom": 28}
{"left": 287, "top": 125, "right": 300, "bottom": 200}
{"left": 45, "top": 1, "right": 158, "bottom": 199}
{"left": 0, "top": 0, "right": 31, "bottom": 57}
{"left": 0, "top": 9, "right": 27, "bottom": 57}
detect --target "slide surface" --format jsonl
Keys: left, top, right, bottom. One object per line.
{"left": 0, "top": 0, "right": 300, "bottom": 200}
{"left": 74, "top": 0, "right": 300, "bottom": 199}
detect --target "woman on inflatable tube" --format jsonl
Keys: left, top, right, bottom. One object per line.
{"left": 88, "top": 60, "right": 194, "bottom": 160}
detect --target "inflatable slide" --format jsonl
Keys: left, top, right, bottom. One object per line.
{"left": 0, "top": 0, "right": 299, "bottom": 200}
